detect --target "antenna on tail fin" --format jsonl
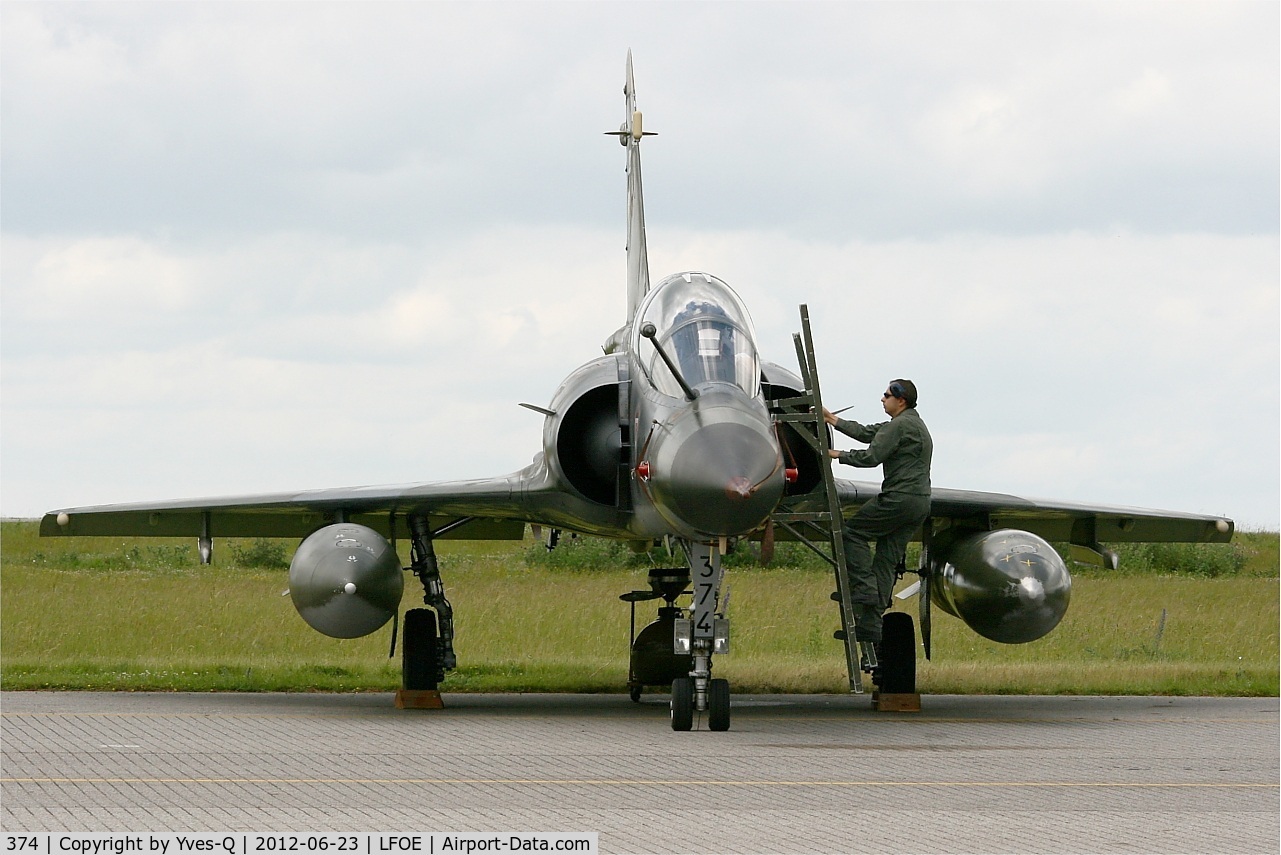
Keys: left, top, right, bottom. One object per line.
{"left": 604, "top": 50, "right": 657, "bottom": 326}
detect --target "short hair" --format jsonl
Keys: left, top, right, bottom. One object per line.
{"left": 888, "top": 379, "right": 918, "bottom": 408}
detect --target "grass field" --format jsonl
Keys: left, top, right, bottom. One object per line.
{"left": 1, "top": 521, "right": 1276, "bottom": 696}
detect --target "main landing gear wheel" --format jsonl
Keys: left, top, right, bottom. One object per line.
{"left": 670, "top": 677, "right": 694, "bottom": 731}
{"left": 876, "top": 611, "right": 917, "bottom": 695}
{"left": 708, "top": 678, "right": 730, "bottom": 731}
{"left": 402, "top": 608, "right": 441, "bottom": 691}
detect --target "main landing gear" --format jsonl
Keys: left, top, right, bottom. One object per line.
{"left": 400, "top": 515, "right": 457, "bottom": 695}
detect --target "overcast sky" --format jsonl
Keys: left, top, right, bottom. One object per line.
{"left": 2, "top": 2, "right": 1277, "bottom": 530}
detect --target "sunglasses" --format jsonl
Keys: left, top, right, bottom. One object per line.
{"left": 883, "top": 383, "right": 905, "bottom": 400}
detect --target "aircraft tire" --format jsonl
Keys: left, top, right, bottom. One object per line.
{"left": 402, "top": 608, "right": 441, "bottom": 691}
{"left": 670, "top": 677, "right": 694, "bottom": 731}
{"left": 629, "top": 684, "right": 642, "bottom": 703}
{"left": 708, "top": 678, "right": 730, "bottom": 731}
{"left": 878, "top": 611, "right": 916, "bottom": 694}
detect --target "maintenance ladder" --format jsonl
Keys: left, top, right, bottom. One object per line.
{"left": 769, "top": 304, "right": 875, "bottom": 694}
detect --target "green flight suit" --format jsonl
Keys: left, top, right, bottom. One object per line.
{"left": 832, "top": 407, "right": 932, "bottom": 642}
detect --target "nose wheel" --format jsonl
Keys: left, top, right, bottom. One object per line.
{"left": 708, "top": 678, "right": 730, "bottom": 731}
{"left": 670, "top": 676, "right": 730, "bottom": 731}
{"left": 670, "top": 677, "right": 693, "bottom": 730}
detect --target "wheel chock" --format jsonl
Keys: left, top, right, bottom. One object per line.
{"left": 395, "top": 689, "right": 444, "bottom": 709}
{"left": 872, "top": 691, "right": 921, "bottom": 712}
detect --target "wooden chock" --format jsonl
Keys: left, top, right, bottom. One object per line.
{"left": 872, "top": 692, "right": 921, "bottom": 712}
{"left": 395, "top": 689, "right": 444, "bottom": 710}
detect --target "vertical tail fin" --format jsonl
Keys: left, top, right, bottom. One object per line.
{"left": 615, "top": 50, "right": 655, "bottom": 323}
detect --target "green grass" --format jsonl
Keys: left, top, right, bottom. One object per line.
{"left": 1, "top": 521, "right": 1276, "bottom": 695}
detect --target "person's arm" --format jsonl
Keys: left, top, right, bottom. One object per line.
{"left": 832, "top": 418, "right": 899, "bottom": 467}
{"left": 833, "top": 416, "right": 880, "bottom": 443}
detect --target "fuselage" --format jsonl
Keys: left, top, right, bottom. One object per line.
{"left": 627, "top": 272, "right": 785, "bottom": 540}
{"left": 528, "top": 271, "right": 786, "bottom": 543}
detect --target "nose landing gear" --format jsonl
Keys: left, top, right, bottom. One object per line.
{"left": 621, "top": 541, "right": 732, "bottom": 731}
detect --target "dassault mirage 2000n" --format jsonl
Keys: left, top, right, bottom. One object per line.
{"left": 42, "top": 54, "right": 1234, "bottom": 731}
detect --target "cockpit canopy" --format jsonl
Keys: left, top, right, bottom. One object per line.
{"left": 632, "top": 272, "right": 761, "bottom": 398}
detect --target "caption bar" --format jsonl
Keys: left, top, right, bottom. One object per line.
{"left": 4, "top": 835, "right": 596, "bottom": 855}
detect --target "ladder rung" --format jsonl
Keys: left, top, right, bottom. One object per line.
{"left": 769, "top": 395, "right": 816, "bottom": 409}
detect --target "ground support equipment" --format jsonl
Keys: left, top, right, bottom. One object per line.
{"left": 767, "top": 304, "right": 879, "bottom": 693}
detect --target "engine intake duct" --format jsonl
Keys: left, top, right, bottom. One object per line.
{"left": 763, "top": 381, "right": 824, "bottom": 496}
{"left": 556, "top": 384, "right": 624, "bottom": 506}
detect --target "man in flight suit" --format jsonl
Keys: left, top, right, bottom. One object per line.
{"left": 823, "top": 379, "right": 932, "bottom": 645}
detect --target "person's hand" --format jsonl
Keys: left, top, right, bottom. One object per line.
{"left": 821, "top": 407, "right": 838, "bottom": 426}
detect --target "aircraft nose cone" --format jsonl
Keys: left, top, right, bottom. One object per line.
{"left": 655, "top": 421, "right": 783, "bottom": 536}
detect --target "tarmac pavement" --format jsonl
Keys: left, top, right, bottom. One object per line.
{"left": 1, "top": 691, "right": 1277, "bottom": 854}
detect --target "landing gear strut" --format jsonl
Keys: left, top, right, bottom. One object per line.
{"left": 402, "top": 515, "right": 457, "bottom": 691}
{"left": 670, "top": 540, "right": 731, "bottom": 732}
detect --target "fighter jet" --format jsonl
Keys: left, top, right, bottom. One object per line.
{"left": 41, "top": 53, "right": 1234, "bottom": 731}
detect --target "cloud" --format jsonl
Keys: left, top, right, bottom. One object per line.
{"left": 4, "top": 224, "right": 1273, "bottom": 525}
{"left": 650, "top": 228, "right": 1278, "bottom": 525}
{"left": 2, "top": 3, "right": 1277, "bottom": 529}
{"left": 4, "top": 4, "right": 1276, "bottom": 239}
